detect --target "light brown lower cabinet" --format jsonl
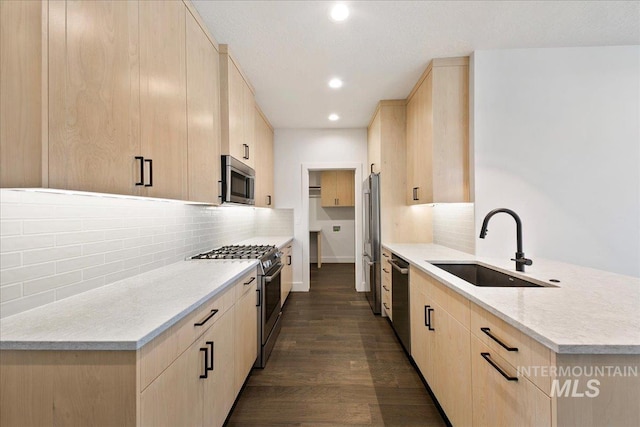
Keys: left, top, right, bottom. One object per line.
{"left": 381, "top": 249, "right": 392, "bottom": 319}
{"left": 409, "top": 265, "right": 640, "bottom": 427}
{"left": 471, "top": 335, "right": 551, "bottom": 427}
{"left": 281, "top": 244, "right": 293, "bottom": 306}
{"left": 409, "top": 266, "right": 471, "bottom": 426}
{"left": 0, "top": 273, "right": 258, "bottom": 427}
{"left": 234, "top": 277, "right": 258, "bottom": 392}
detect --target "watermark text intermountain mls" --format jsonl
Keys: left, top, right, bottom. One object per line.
{"left": 517, "top": 365, "right": 638, "bottom": 398}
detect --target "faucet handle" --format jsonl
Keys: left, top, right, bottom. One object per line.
{"left": 511, "top": 257, "right": 533, "bottom": 266}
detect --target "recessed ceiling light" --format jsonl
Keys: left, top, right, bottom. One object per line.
{"left": 328, "top": 114, "right": 340, "bottom": 121}
{"left": 330, "top": 4, "right": 349, "bottom": 22}
{"left": 328, "top": 78, "right": 343, "bottom": 89}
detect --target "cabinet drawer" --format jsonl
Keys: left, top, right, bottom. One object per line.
{"left": 470, "top": 303, "right": 551, "bottom": 395}
{"left": 382, "top": 281, "right": 392, "bottom": 317}
{"left": 414, "top": 267, "right": 470, "bottom": 329}
{"left": 471, "top": 335, "right": 551, "bottom": 427}
{"left": 140, "top": 283, "right": 237, "bottom": 390}
{"left": 235, "top": 269, "right": 258, "bottom": 299}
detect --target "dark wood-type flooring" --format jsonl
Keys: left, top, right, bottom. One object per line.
{"left": 226, "top": 263, "right": 447, "bottom": 426}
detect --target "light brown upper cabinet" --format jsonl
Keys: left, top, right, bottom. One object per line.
{"left": 47, "top": 0, "right": 142, "bottom": 195}
{"left": 321, "top": 170, "right": 354, "bottom": 207}
{"left": 406, "top": 57, "right": 470, "bottom": 205}
{"left": 186, "top": 8, "right": 221, "bottom": 204}
{"left": 1, "top": 0, "right": 226, "bottom": 203}
{"left": 219, "top": 45, "right": 256, "bottom": 169}
{"left": 0, "top": 0, "right": 44, "bottom": 188}
{"left": 139, "top": 0, "right": 188, "bottom": 200}
{"left": 254, "top": 106, "right": 274, "bottom": 208}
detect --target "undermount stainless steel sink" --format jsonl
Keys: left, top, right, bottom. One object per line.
{"left": 430, "top": 263, "right": 555, "bottom": 288}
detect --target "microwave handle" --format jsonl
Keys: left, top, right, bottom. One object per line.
{"left": 247, "top": 176, "right": 255, "bottom": 201}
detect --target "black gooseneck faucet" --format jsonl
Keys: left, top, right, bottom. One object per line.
{"left": 479, "top": 208, "right": 533, "bottom": 272}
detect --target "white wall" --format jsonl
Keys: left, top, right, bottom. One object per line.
{"left": 0, "top": 189, "right": 293, "bottom": 317}
{"left": 472, "top": 46, "right": 640, "bottom": 277}
{"left": 309, "top": 197, "right": 355, "bottom": 263}
{"left": 274, "top": 128, "right": 368, "bottom": 291}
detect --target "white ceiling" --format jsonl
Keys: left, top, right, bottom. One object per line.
{"left": 193, "top": 1, "right": 639, "bottom": 129}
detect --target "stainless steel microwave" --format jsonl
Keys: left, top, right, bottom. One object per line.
{"left": 221, "top": 155, "right": 255, "bottom": 205}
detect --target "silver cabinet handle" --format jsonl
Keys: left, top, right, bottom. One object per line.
{"left": 388, "top": 259, "right": 408, "bottom": 274}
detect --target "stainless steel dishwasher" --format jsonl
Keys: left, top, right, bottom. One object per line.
{"left": 388, "top": 255, "right": 410, "bottom": 354}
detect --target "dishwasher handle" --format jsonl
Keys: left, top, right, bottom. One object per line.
{"left": 388, "top": 259, "right": 409, "bottom": 275}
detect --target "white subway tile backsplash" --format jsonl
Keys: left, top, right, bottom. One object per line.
{"left": 0, "top": 284, "right": 22, "bottom": 302}
{"left": 56, "top": 230, "right": 105, "bottom": 246}
{"left": 83, "top": 260, "right": 124, "bottom": 280}
{"left": 1, "top": 234, "right": 56, "bottom": 253}
{"left": 123, "top": 254, "right": 155, "bottom": 270}
{"left": 104, "top": 248, "right": 140, "bottom": 263}
{"left": 0, "top": 290, "right": 55, "bottom": 318}
{"left": 55, "top": 277, "right": 105, "bottom": 301}
{"left": 1, "top": 221, "right": 21, "bottom": 236}
{"left": 105, "top": 228, "right": 139, "bottom": 240}
{"left": 83, "top": 240, "right": 123, "bottom": 255}
{"left": 1, "top": 203, "right": 54, "bottom": 219}
{"left": 0, "top": 252, "right": 21, "bottom": 269}
{"left": 1, "top": 262, "right": 56, "bottom": 285}
{"left": 0, "top": 189, "right": 293, "bottom": 317}
{"left": 23, "top": 271, "right": 82, "bottom": 296}
{"left": 433, "top": 203, "right": 475, "bottom": 254}
{"left": 104, "top": 267, "right": 140, "bottom": 286}
{"left": 122, "top": 236, "right": 153, "bottom": 249}
{"left": 56, "top": 254, "right": 104, "bottom": 274}
{"left": 22, "top": 245, "right": 83, "bottom": 265}
{"left": 23, "top": 219, "right": 83, "bottom": 235}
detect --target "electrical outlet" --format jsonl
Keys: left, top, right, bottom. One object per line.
{"left": 333, "top": 225, "right": 340, "bottom": 232}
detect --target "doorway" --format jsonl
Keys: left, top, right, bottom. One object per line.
{"left": 309, "top": 170, "right": 356, "bottom": 269}
{"left": 300, "top": 163, "right": 364, "bottom": 292}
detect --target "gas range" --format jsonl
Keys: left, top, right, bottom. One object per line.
{"left": 192, "top": 243, "right": 284, "bottom": 369}
{"left": 191, "top": 244, "right": 281, "bottom": 274}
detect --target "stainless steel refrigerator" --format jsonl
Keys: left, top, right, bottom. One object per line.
{"left": 363, "top": 172, "right": 381, "bottom": 314}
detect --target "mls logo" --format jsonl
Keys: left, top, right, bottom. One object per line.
{"left": 551, "top": 379, "right": 600, "bottom": 398}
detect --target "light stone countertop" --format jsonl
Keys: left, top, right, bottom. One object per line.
{"left": 383, "top": 243, "right": 640, "bottom": 355}
{"left": 236, "top": 236, "right": 293, "bottom": 249}
{"left": 0, "top": 260, "right": 258, "bottom": 351}
{"left": 0, "top": 235, "right": 294, "bottom": 351}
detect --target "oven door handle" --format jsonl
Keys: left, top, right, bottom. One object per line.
{"left": 264, "top": 264, "right": 284, "bottom": 282}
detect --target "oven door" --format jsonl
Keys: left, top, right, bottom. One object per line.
{"left": 262, "top": 262, "right": 283, "bottom": 343}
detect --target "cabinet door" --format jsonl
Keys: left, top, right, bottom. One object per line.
{"left": 242, "top": 83, "right": 256, "bottom": 169}
{"left": 405, "top": 93, "right": 418, "bottom": 205}
{"left": 225, "top": 59, "right": 245, "bottom": 162}
{"left": 48, "top": 0, "right": 141, "bottom": 195}
{"left": 186, "top": 10, "right": 221, "bottom": 204}
{"left": 140, "top": 338, "right": 204, "bottom": 427}
{"left": 320, "top": 171, "right": 337, "bottom": 207}
{"left": 367, "top": 110, "right": 381, "bottom": 174}
{"left": 408, "top": 73, "right": 433, "bottom": 205}
{"left": 335, "top": 170, "right": 354, "bottom": 206}
{"left": 432, "top": 304, "right": 472, "bottom": 427}
{"left": 471, "top": 336, "right": 551, "bottom": 427}
{"left": 0, "top": 0, "right": 43, "bottom": 188}
{"left": 409, "top": 277, "right": 435, "bottom": 384}
{"left": 234, "top": 283, "right": 258, "bottom": 392}
{"left": 203, "top": 307, "right": 236, "bottom": 427}
{"left": 139, "top": 0, "right": 187, "bottom": 200}
{"left": 282, "top": 245, "right": 293, "bottom": 305}
{"left": 254, "top": 109, "right": 274, "bottom": 207}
